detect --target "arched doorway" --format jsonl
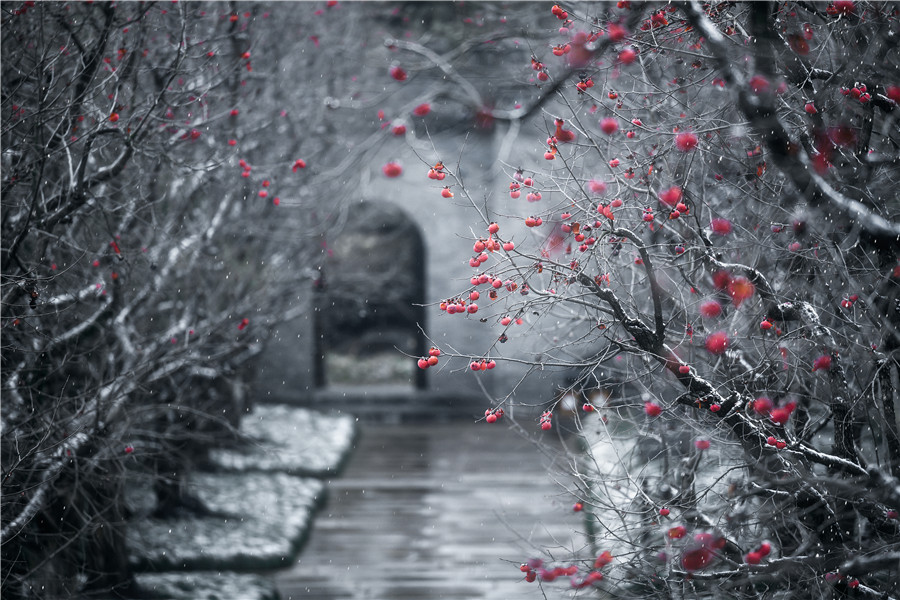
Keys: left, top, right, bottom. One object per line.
{"left": 313, "top": 202, "right": 426, "bottom": 390}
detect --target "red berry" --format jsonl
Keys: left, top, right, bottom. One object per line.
{"left": 644, "top": 402, "right": 662, "bottom": 417}
{"left": 599, "top": 117, "right": 619, "bottom": 135}
{"left": 618, "top": 48, "right": 637, "bottom": 64}
{"left": 749, "top": 75, "right": 770, "bottom": 94}
{"left": 710, "top": 218, "right": 733, "bottom": 235}
{"left": 389, "top": 65, "right": 407, "bottom": 81}
{"left": 382, "top": 162, "right": 403, "bottom": 177}
{"left": 486, "top": 413, "right": 497, "bottom": 424}
{"left": 417, "top": 358, "right": 429, "bottom": 369}
{"left": 658, "top": 186, "right": 682, "bottom": 206}
{"left": 812, "top": 355, "right": 832, "bottom": 372}
{"left": 705, "top": 331, "right": 729, "bottom": 354}
{"left": 675, "top": 132, "right": 698, "bottom": 152}
{"left": 608, "top": 23, "right": 626, "bottom": 41}
{"left": 760, "top": 319, "right": 773, "bottom": 330}
{"left": 700, "top": 300, "right": 722, "bottom": 318}
{"left": 427, "top": 355, "right": 439, "bottom": 366}
{"left": 678, "top": 365, "right": 690, "bottom": 374}
{"left": 753, "top": 397, "right": 773, "bottom": 414}
{"left": 745, "top": 551, "right": 761, "bottom": 565}
{"left": 709, "top": 404, "right": 721, "bottom": 412}
{"left": 681, "top": 545, "right": 714, "bottom": 571}
{"left": 573, "top": 502, "right": 583, "bottom": 512}
{"left": 659, "top": 508, "right": 670, "bottom": 517}
{"left": 769, "top": 406, "right": 793, "bottom": 425}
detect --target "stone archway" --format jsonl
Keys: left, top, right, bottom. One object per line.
{"left": 313, "top": 201, "right": 426, "bottom": 390}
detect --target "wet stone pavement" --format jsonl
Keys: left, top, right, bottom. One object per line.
{"left": 273, "top": 421, "right": 587, "bottom": 600}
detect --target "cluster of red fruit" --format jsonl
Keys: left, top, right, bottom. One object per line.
{"left": 483, "top": 407, "right": 504, "bottom": 423}
{"left": 641, "top": 8, "right": 670, "bottom": 30}
{"left": 575, "top": 76, "right": 595, "bottom": 93}
{"left": 440, "top": 297, "right": 479, "bottom": 315}
{"left": 539, "top": 410, "right": 553, "bottom": 430}
{"left": 416, "top": 347, "right": 441, "bottom": 370}
{"left": 519, "top": 551, "right": 610, "bottom": 588}
{"left": 426, "top": 161, "right": 446, "bottom": 181}
{"left": 744, "top": 541, "right": 772, "bottom": 565}
{"left": 530, "top": 56, "right": 550, "bottom": 82}
{"left": 509, "top": 170, "right": 540, "bottom": 200}
{"left": 470, "top": 359, "right": 497, "bottom": 371}
{"left": 561, "top": 219, "right": 603, "bottom": 253}
{"left": 839, "top": 81, "right": 871, "bottom": 104}
{"left": 752, "top": 397, "right": 797, "bottom": 425}
{"left": 551, "top": 43, "right": 571, "bottom": 57}
{"left": 766, "top": 436, "right": 788, "bottom": 450}
{"left": 824, "top": 572, "right": 861, "bottom": 588}
{"left": 470, "top": 272, "right": 518, "bottom": 292}
{"left": 550, "top": 4, "right": 568, "bottom": 20}
{"left": 825, "top": 0, "right": 856, "bottom": 16}
{"left": 544, "top": 138, "right": 560, "bottom": 161}
{"left": 678, "top": 532, "right": 726, "bottom": 571}
{"left": 840, "top": 293, "right": 859, "bottom": 309}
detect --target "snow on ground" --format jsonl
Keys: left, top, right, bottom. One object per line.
{"left": 134, "top": 571, "right": 280, "bottom": 600}
{"left": 208, "top": 403, "right": 356, "bottom": 476}
{"left": 128, "top": 405, "right": 356, "bottom": 599}
{"left": 128, "top": 471, "right": 324, "bottom": 571}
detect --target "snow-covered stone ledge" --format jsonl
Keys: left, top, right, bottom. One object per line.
{"left": 127, "top": 405, "right": 356, "bottom": 599}
{"left": 208, "top": 404, "right": 357, "bottom": 477}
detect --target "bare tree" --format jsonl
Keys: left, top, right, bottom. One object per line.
{"left": 0, "top": 1, "right": 396, "bottom": 597}
{"left": 398, "top": 1, "right": 900, "bottom": 597}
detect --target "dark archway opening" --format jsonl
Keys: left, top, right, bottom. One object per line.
{"left": 313, "top": 202, "right": 426, "bottom": 390}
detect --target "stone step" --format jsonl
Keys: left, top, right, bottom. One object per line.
{"left": 128, "top": 405, "right": 358, "bottom": 599}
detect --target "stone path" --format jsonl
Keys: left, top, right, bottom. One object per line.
{"left": 272, "top": 421, "right": 588, "bottom": 600}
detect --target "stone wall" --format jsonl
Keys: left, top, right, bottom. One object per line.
{"left": 250, "top": 108, "right": 575, "bottom": 419}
